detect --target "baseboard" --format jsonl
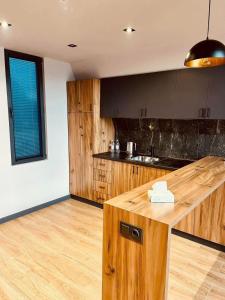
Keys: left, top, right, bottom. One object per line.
{"left": 71, "top": 194, "right": 103, "bottom": 209}
{"left": 172, "top": 229, "right": 225, "bottom": 253}
{"left": 0, "top": 195, "right": 71, "bottom": 225}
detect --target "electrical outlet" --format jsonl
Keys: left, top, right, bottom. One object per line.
{"left": 120, "top": 221, "right": 143, "bottom": 243}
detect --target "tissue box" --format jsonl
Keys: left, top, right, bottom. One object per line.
{"left": 148, "top": 181, "right": 175, "bottom": 203}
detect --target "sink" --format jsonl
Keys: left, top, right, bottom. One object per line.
{"left": 129, "top": 156, "right": 160, "bottom": 164}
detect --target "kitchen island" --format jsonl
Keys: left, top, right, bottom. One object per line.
{"left": 102, "top": 156, "right": 225, "bottom": 300}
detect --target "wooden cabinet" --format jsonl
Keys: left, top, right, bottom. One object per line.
{"left": 93, "top": 159, "right": 113, "bottom": 203}
{"left": 67, "top": 80, "right": 94, "bottom": 113}
{"left": 92, "top": 158, "right": 171, "bottom": 203}
{"left": 68, "top": 113, "right": 93, "bottom": 199}
{"left": 93, "top": 159, "right": 171, "bottom": 200}
{"left": 67, "top": 81, "right": 80, "bottom": 113}
{"left": 67, "top": 79, "right": 115, "bottom": 201}
{"left": 111, "top": 162, "right": 133, "bottom": 197}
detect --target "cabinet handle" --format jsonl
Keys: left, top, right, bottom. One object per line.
{"left": 198, "top": 108, "right": 203, "bottom": 118}
{"left": 136, "top": 167, "right": 138, "bottom": 175}
{"left": 132, "top": 166, "right": 134, "bottom": 174}
{"left": 99, "top": 186, "right": 105, "bottom": 189}
{"left": 144, "top": 108, "right": 147, "bottom": 117}
{"left": 206, "top": 108, "right": 211, "bottom": 118}
{"left": 202, "top": 108, "right": 207, "bottom": 118}
{"left": 99, "top": 163, "right": 105, "bottom": 167}
{"left": 99, "top": 175, "right": 106, "bottom": 178}
{"left": 140, "top": 109, "right": 143, "bottom": 118}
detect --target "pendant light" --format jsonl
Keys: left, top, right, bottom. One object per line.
{"left": 184, "top": 0, "right": 225, "bottom": 68}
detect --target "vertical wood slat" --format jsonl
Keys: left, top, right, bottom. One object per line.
{"left": 174, "top": 182, "right": 225, "bottom": 245}
{"left": 103, "top": 203, "right": 171, "bottom": 300}
{"left": 67, "top": 79, "right": 115, "bottom": 201}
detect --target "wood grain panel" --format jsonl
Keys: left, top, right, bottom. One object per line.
{"left": 79, "top": 79, "right": 94, "bottom": 112}
{"left": 67, "top": 81, "right": 80, "bottom": 113}
{"left": 93, "top": 191, "right": 111, "bottom": 204}
{"left": 111, "top": 162, "right": 133, "bottom": 197}
{"left": 106, "top": 156, "right": 225, "bottom": 230}
{"left": 103, "top": 203, "right": 171, "bottom": 300}
{"left": 94, "top": 168, "right": 112, "bottom": 183}
{"left": 103, "top": 156, "right": 225, "bottom": 299}
{"left": 94, "top": 181, "right": 111, "bottom": 195}
{"left": 175, "top": 182, "right": 225, "bottom": 245}
{"left": 111, "top": 161, "right": 171, "bottom": 197}
{"left": 92, "top": 79, "right": 115, "bottom": 154}
{"left": 94, "top": 158, "right": 112, "bottom": 171}
{"left": 67, "top": 79, "right": 115, "bottom": 201}
{"left": 68, "top": 113, "right": 82, "bottom": 196}
{"left": 80, "top": 113, "right": 93, "bottom": 199}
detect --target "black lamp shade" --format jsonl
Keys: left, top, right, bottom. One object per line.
{"left": 184, "top": 39, "right": 225, "bottom": 68}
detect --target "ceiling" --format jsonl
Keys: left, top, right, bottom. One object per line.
{"left": 1, "top": 0, "right": 225, "bottom": 78}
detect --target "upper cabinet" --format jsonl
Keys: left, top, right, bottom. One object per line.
{"left": 67, "top": 81, "right": 79, "bottom": 113}
{"left": 206, "top": 67, "right": 225, "bottom": 119}
{"left": 67, "top": 80, "right": 95, "bottom": 113}
{"left": 100, "top": 66, "right": 225, "bottom": 119}
{"left": 100, "top": 75, "right": 147, "bottom": 118}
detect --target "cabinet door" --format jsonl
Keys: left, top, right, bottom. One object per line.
{"left": 67, "top": 81, "right": 80, "bottom": 113}
{"left": 171, "top": 69, "right": 207, "bottom": 119}
{"left": 111, "top": 162, "right": 133, "bottom": 197}
{"left": 143, "top": 69, "right": 208, "bottom": 119}
{"left": 80, "top": 113, "right": 93, "bottom": 199}
{"left": 206, "top": 66, "right": 225, "bottom": 119}
{"left": 68, "top": 113, "right": 83, "bottom": 196}
{"left": 79, "top": 80, "right": 94, "bottom": 113}
{"left": 130, "top": 165, "right": 171, "bottom": 189}
{"left": 100, "top": 77, "right": 146, "bottom": 118}
{"left": 129, "top": 165, "right": 145, "bottom": 189}
{"left": 68, "top": 112, "right": 93, "bottom": 199}
{"left": 101, "top": 68, "right": 220, "bottom": 119}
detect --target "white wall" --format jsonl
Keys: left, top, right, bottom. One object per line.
{"left": 0, "top": 48, "right": 74, "bottom": 218}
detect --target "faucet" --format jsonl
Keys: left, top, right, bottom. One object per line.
{"left": 146, "top": 145, "right": 155, "bottom": 157}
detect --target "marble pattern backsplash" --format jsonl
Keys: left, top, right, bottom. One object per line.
{"left": 113, "top": 118, "right": 225, "bottom": 160}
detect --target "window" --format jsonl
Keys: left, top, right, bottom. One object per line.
{"left": 5, "top": 49, "right": 46, "bottom": 165}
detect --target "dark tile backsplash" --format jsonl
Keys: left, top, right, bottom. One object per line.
{"left": 113, "top": 119, "right": 225, "bottom": 160}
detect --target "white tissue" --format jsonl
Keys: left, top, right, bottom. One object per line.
{"left": 148, "top": 181, "right": 175, "bottom": 203}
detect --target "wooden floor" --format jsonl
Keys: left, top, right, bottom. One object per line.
{"left": 0, "top": 200, "right": 224, "bottom": 300}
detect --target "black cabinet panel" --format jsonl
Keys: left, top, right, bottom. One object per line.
{"left": 206, "top": 67, "right": 225, "bottom": 119}
{"left": 100, "top": 66, "right": 225, "bottom": 119}
{"left": 101, "top": 76, "right": 146, "bottom": 118}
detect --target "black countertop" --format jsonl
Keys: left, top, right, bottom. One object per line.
{"left": 93, "top": 152, "right": 195, "bottom": 171}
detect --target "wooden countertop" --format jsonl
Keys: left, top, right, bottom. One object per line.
{"left": 105, "top": 156, "right": 225, "bottom": 227}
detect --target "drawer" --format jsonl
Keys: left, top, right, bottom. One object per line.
{"left": 94, "top": 180, "right": 111, "bottom": 195}
{"left": 94, "top": 168, "right": 112, "bottom": 183}
{"left": 93, "top": 191, "right": 111, "bottom": 204}
{"left": 94, "top": 158, "right": 112, "bottom": 171}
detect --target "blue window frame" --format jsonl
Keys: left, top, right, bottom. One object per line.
{"left": 5, "top": 49, "right": 46, "bottom": 165}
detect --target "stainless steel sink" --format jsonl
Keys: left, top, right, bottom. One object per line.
{"left": 129, "top": 156, "right": 160, "bottom": 163}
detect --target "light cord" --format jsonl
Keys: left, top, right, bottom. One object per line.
{"left": 206, "top": 0, "right": 211, "bottom": 39}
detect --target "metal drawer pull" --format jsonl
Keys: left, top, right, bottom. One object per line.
{"left": 99, "top": 186, "right": 105, "bottom": 189}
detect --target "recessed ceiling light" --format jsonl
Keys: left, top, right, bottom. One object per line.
{"left": 67, "top": 44, "right": 77, "bottom": 48}
{"left": 123, "top": 27, "right": 135, "bottom": 33}
{"left": 0, "top": 21, "right": 12, "bottom": 29}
